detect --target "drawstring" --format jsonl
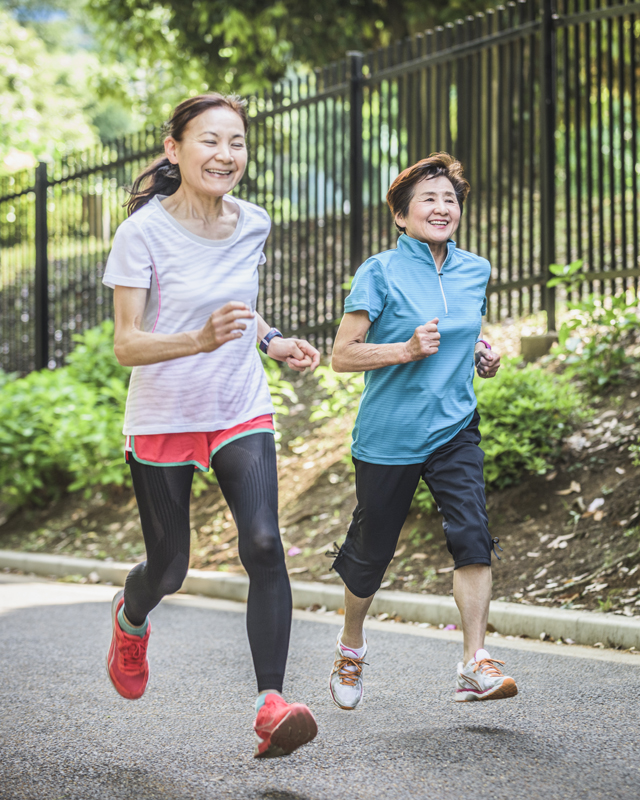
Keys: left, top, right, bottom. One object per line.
{"left": 492, "top": 537, "right": 503, "bottom": 561}
{"left": 326, "top": 542, "right": 342, "bottom": 570}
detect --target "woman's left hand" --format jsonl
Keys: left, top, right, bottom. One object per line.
{"left": 267, "top": 337, "right": 321, "bottom": 373}
{"left": 475, "top": 346, "right": 501, "bottom": 378}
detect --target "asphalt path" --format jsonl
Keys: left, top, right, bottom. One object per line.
{"left": 1, "top": 573, "right": 640, "bottom": 800}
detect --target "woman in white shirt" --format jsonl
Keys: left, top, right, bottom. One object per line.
{"left": 103, "top": 93, "right": 319, "bottom": 759}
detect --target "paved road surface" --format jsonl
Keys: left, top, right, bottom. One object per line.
{"left": 1, "top": 573, "right": 640, "bottom": 800}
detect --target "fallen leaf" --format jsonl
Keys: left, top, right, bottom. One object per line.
{"left": 615, "top": 467, "right": 626, "bottom": 475}
{"left": 287, "top": 566, "right": 308, "bottom": 575}
{"left": 379, "top": 580, "right": 392, "bottom": 589}
{"left": 545, "top": 470, "right": 558, "bottom": 482}
{"left": 593, "top": 510, "right": 604, "bottom": 522}
{"left": 411, "top": 552, "right": 428, "bottom": 560}
{"left": 527, "top": 552, "right": 541, "bottom": 558}
{"left": 436, "top": 566, "right": 454, "bottom": 574}
{"left": 555, "top": 480, "right": 581, "bottom": 496}
{"left": 287, "top": 546, "right": 302, "bottom": 557}
{"left": 444, "top": 623, "right": 457, "bottom": 630}
{"left": 377, "top": 612, "right": 390, "bottom": 620}
{"left": 394, "top": 545, "right": 406, "bottom": 558}
{"left": 587, "top": 497, "right": 605, "bottom": 513}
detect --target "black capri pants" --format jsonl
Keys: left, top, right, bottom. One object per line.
{"left": 331, "top": 410, "right": 493, "bottom": 598}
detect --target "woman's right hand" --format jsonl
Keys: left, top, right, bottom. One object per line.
{"left": 404, "top": 318, "right": 441, "bottom": 362}
{"left": 196, "top": 302, "right": 254, "bottom": 353}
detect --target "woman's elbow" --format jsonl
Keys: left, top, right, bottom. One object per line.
{"left": 113, "top": 342, "right": 133, "bottom": 367}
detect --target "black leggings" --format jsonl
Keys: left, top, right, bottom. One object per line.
{"left": 124, "top": 432, "right": 292, "bottom": 693}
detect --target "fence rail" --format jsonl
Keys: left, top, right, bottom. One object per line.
{"left": 1, "top": 0, "right": 639, "bottom": 374}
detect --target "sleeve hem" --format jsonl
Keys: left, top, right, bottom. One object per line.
{"left": 102, "top": 275, "right": 152, "bottom": 290}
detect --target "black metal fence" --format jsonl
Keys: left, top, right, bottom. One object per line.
{"left": 1, "top": 0, "right": 639, "bottom": 374}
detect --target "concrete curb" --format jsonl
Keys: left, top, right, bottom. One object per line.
{"left": 2, "top": 549, "right": 639, "bottom": 650}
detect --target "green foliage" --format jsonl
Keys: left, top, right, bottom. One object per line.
{"left": 0, "top": 7, "right": 99, "bottom": 170}
{"left": 474, "top": 360, "right": 586, "bottom": 490}
{"left": 309, "top": 367, "right": 364, "bottom": 422}
{"left": 87, "top": 0, "right": 496, "bottom": 94}
{"left": 547, "top": 264, "right": 640, "bottom": 390}
{"left": 66, "top": 320, "right": 131, "bottom": 393}
{"left": 0, "top": 362, "right": 128, "bottom": 513}
{"left": 630, "top": 437, "right": 640, "bottom": 468}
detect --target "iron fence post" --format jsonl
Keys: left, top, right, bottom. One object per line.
{"left": 34, "top": 161, "right": 49, "bottom": 370}
{"left": 348, "top": 51, "right": 364, "bottom": 273}
{"left": 540, "top": 0, "right": 557, "bottom": 331}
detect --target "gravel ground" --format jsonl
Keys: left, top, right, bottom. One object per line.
{"left": 1, "top": 575, "right": 640, "bottom": 800}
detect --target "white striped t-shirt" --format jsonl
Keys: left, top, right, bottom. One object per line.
{"left": 102, "top": 195, "right": 275, "bottom": 435}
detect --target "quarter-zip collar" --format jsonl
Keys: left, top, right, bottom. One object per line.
{"left": 397, "top": 233, "right": 456, "bottom": 273}
{"left": 397, "top": 233, "right": 456, "bottom": 316}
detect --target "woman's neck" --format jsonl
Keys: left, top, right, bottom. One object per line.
{"left": 161, "top": 185, "right": 226, "bottom": 225}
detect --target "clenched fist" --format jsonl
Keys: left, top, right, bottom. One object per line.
{"left": 195, "top": 301, "right": 254, "bottom": 353}
{"left": 404, "top": 318, "right": 441, "bottom": 362}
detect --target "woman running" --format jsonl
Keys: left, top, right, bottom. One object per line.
{"left": 328, "top": 153, "right": 518, "bottom": 709}
{"left": 102, "top": 93, "right": 320, "bottom": 758}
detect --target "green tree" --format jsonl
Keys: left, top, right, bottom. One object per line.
{"left": 0, "top": 7, "right": 98, "bottom": 170}
{"left": 88, "top": 0, "right": 497, "bottom": 94}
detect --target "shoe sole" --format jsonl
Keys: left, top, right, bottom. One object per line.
{"left": 106, "top": 589, "right": 148, "bottom": 701}
{"left": 455, "top": 677, "right": 518, "bottom": 702}
{"left": 254, "top": 705, "right": 318, "bottom": 758}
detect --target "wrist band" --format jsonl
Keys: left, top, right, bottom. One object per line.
{"left": 475, "top": 339, "right": 491, "bottom": 350}
{"left": 260, "top": 328, "right": 283, "bottom": 354}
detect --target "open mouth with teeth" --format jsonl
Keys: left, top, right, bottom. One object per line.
{"left": 429, "top": 220, "right": 449, "bottom": 227}
{"left": 205, "top": 169, "right": 233, "bottom": 176}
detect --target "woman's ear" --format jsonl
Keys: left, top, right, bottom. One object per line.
{"left": 394, "top": 212, "right": 406, "bottom": 232}
{"left": 164, "top": 136, "right": 179, "bottom": 165}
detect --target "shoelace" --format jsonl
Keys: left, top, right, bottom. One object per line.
{"left": 473, "top": 658, "right": 505, "bottom": 678}
{"left": 334, "top": 655, "right": 366, "bottom": 687}
{"left": 118, "top": 637, "right": 148, "bottom": 674}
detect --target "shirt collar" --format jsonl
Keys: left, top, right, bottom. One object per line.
{"left": 397, "top": 233, "right": 457, "bottom": 268}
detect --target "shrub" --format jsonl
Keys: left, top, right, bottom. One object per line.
{"left": 474, "top": 360, "right": 586, "bottom": 489}
{"left": 547, "top": 260, "right": 640, "bottom": 390}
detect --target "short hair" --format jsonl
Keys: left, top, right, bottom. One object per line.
{"left": 386, "top": 153, "right": 470, "bottom": 233}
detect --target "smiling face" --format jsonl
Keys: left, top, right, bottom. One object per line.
{"left": 394, "top": 174, "right": 461, "bottom": 246}
{"left": 164, "top": 107, "right": 248, "bottom": 197}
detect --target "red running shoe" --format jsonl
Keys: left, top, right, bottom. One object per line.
{"left": 253, "top": 694, "right": 318, "bottom": 758}
{"left": 106, "top": 589, "right": 150, "bottom": 700}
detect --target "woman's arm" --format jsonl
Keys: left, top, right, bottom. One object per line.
{"left": 255, "top": 312, "right": 321, "bottom": 373}
{"left": 113, "top": 285, "right": 254, "bottom": 367}
{"left": 331, "top": 310, "right": 441, "bottom": 373}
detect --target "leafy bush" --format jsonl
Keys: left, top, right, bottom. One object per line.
{"left": 0, "top": 364, "right": 128, "bottom": 513}
{"left": 309, "top": 366, "right": 364, "bottom": 421}
{"left": 547, "top": 260, "right": 640, "bottom": 390}
{"left": 473, "top": 360, "right": 586, "bottom": 489}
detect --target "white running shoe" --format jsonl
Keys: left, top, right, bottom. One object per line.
{"left": 454, "top": 648, "right": 518, "bottom": 702}
{"left": 329, "top": 628, "right": 367, "bottom": 710}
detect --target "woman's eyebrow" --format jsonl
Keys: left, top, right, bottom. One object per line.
{"left": 416, "top": 190, "right": 456, "bottom": 198}
{"left": 199, "top": 131, "right": 245, "bottom": 139}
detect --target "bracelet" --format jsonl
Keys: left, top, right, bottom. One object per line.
{"left": 475, "top": 339, "right": 491, "bottom": 350}
{"left": 259, "top": 328, "right": 283, "bottom": 354}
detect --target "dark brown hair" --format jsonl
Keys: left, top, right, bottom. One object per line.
{"left": 386, "top": 153, "right": 470, "bottom": 233}
{"left": 126, "top": 93, "right": 249, "bottom": 216}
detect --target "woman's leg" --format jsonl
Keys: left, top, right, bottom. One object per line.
{"left": 211, "top": 432, "right": 291, "bottom": 694}
{"left": 124, "top": 458, "right": 194, "bottom": 625}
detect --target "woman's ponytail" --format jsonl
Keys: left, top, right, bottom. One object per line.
{"left": 126, "top": 156, "right": 181, "bottom": 216}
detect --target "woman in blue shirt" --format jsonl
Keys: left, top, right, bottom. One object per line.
{"left": 328, "top": 153, "right": 518, "bottom": 709}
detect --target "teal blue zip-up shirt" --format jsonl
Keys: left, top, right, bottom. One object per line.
{"left": 344, "top": 233, "right": 490, "bottom": 465}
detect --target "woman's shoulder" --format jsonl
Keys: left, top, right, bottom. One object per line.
{"left": 229, "top": 196, "right": 271, "bottom": 227}
{"left": 115, "top": 200, "right": 161, "bottom": 238}
{"left": 452, "top": 246, "right": 491, "bottom": 271}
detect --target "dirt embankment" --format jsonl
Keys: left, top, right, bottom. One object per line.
{"left": 2, "top": 369, "right": 639, "bottom": 618}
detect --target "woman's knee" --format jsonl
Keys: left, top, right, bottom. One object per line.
{"left": 155, "top": 552, "right": 189, "bottom": 596}
{"left": 239, "top": 519, "right": 284, "bottom": 572}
